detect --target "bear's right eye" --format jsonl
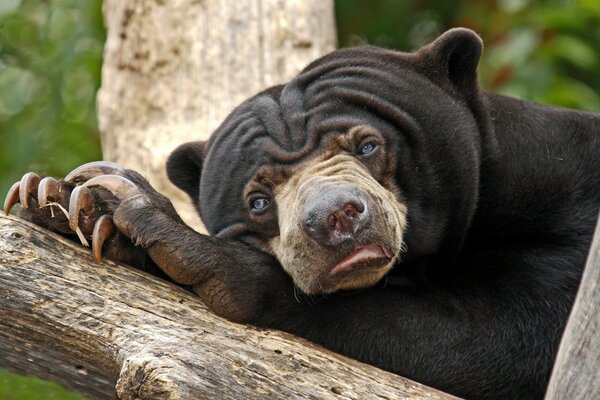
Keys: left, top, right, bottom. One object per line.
{"left": 249, "top": 195, "right": 271, "bottom": 213}
{"left": 357, "top": 141, "right": 379, "bottom": 156}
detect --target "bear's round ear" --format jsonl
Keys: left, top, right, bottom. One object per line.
{"left": 166, "top": 141, "right": 208, "bottom": 202}
{"left": 417, "top": 28, "right": 483, "bottom": 95}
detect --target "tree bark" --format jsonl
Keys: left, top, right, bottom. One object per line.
{"left": 0, "top": 214, "right": 458, "bottom": 399}
{"left": 97, "top": 0, "right": 337, "bottom": 231}
{"left": 545, "top": 214, "right": 600, "bottom": 400}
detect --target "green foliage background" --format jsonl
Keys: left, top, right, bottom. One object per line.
{"left": 0, "top": 0, "right": 104, "bottom": 202}
{"left": 0, "top": 370, "right": 85, "bottom": 400}
{"left": 1, "top": 0, "right": 600, "bottom": 398}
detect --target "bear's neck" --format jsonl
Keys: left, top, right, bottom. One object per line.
{"left": 470, "top": 92, "right": 600, "bottom": 244}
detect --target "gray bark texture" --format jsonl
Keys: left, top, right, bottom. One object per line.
{"left": 0, "top": 214, "right": 459, "bottom": 400}
{"left": 97, "top": 0, "right": 337, "bottom": 231}
{"left": 545, "top": 214, "right": 600, "bottom": 400}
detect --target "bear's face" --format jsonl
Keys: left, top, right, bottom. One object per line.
{"left": 247, "top": 125, "right": 408, "bottom": 294}
{"left": 167, "top": 28, "right": 492, "bottom": 294}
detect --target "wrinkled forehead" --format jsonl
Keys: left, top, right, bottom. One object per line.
{"left": 199, "top": 47, "right": 421, "bottom": 235}
{"left": 198, "top": 92, "right": 365, "bottom": 235}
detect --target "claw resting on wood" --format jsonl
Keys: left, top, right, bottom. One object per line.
{"left": 68, "top": 186, "right": 94, "bottom": 232}
{"left": 37, "top": 177, "right": 61, "bottom": 208}
{"left": 19, "top": 172, "right": 41, "bottom": 208}
{"left": 81, "top": 175, "right": 140, "bottom": 200}
{"left": 92, "top": 215, "right": 115, "bottom": 263}
{"left": 65, "top": 161, "right": 125, "bottom": 184}
{"left": 4, "top": 182, "right": 20, "bottom": 215}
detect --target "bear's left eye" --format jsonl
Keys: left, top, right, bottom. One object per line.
{"left": 358, "top": 142, "right": 377, "bottom": 156}
{"left": 250, "top": 196, "right": 271, "bottom": 213}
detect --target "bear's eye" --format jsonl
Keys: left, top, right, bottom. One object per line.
{"left": 250, "top": 196, "right": 271, "bottom": 213}
{"left": 358, "top": 141, "right": 377, "bottom": 156}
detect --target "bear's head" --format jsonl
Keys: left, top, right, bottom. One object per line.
{"left": 167, "top": 28, "right": 494, "bottom": 294}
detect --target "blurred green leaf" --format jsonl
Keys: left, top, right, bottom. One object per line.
{"left": 0, "top": 0, "right": 104, "bottom": 198}
{"left": 0, "top": 0, "right": 22, "bottom": 19}
{"left": 0, "top": 369, "right": 87, "bottom": 400}
{"left": 580, "top": 0, "right": 600, "bottom": 14}
{"left": 48, "top": 7, "right": 82, "bottom": 42}
{"left": 0, "top": 66, "right": 37, "bottom": 118}
{"left": 499, "top": 0, "right": 529, "bottom": 13}
{"left": 0, "top": 13, "right": 39, "bottom": 53}
{"left": 544, "top": 77, "right": 600, "bottom": 110}
{"left": 550, "top": 35, "right": 598, "bottom": 69}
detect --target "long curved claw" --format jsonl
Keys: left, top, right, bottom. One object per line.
{"left": 37, "top": 177, "right": 61, "bottom": 208}
{"left": 68, "top": 186, "right": 93, "bottom": 232}
{"left": 4, "top": 181, "right": 20, "bottom": 215}
{"left": 65, "top": 161, "right": 125, "bottom": 184}
{"left": 92, "top": 214, "right": 115, "bottom": 263}
{"left": 19, "top": 172, "right": 41, "bottom": 208}
{"left": 81, "top": 175, "right": 140, "bottom": 200}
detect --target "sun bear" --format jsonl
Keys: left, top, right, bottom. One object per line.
{"left": 5, "top": 28, "right": 600, "bottom": 399}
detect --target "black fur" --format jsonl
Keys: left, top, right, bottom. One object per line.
{"left": 165, "top": 28, "right": 600, "bottom": 399}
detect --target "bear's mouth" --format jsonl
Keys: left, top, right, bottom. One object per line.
{"left": 329, "top": 244, "right": 393, "bottom": 277}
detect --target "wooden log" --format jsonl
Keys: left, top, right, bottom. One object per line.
{"left": 0, "top": 214, "right": 457, "bottom": 399}
{"left": 545, "top": 214, "right": 600, "bottom": 400}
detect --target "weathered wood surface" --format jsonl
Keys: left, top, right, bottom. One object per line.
{"left": 0, "top": 214, "right": 457, "bottom": 400}
{"left": 98, "top": 0, "right": 337, "bottom": 231}
{"left": 545, "top": 214, "right": 600, "bottom": 400}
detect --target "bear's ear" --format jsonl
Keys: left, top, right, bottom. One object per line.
{"left": 417, "top": 28, "right": 483, "bottom": 94}
{"left": 166, "top": 141, "right": 208, "bottom": 202}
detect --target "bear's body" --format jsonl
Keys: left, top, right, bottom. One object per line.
{"left": 8, "top": 29, "right": 600, "bottom": 399}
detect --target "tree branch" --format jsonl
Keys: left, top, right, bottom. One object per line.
{"left": 545, "top": 214, "right": 600, "bottom": 400}
{"left": 0, "top": 214, "right": 457, "bottom": 399}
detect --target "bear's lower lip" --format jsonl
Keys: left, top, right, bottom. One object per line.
{"left": 329, "top": 244, "right": 392, "bottom": 276}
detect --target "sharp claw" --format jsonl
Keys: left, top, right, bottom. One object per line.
{"left": 65, "top": 161, "right": 125, "bottom": 184}
{"left": 19, "top": 172, "right": 41, "bottom": 208}
{"left": 92, "top": 215, "right": 115, "bottom": 263}
{"left": 4, "top": 181, "right": 20, "bottom": 215}
{"left": 37, "top": 177, "right": 61, "bottom": 208}
{"left": 68, "top": 186, "right": 93, "bottom": 232}
{"left": 81, "top": 175, "right": 140, "bottom": 200}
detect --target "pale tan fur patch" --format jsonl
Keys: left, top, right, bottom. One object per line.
{"left": 269, "top": 154, "right": 408, "bottom": 294}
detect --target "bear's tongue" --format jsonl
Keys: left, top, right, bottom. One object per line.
{"left": 330, "top": 244, "right": 391, "bottom": 276}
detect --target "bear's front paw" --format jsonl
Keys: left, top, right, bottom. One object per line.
{"left": 4, "top": 161, "right": 178, "bottom": 266}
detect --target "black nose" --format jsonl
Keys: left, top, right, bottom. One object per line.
{"left": 302, "top": 186, "right": 370, "bottom": 245}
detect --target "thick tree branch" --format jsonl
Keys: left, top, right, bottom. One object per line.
{"left": 0, "top": 214, "right": 456, "bottom": 399}
{"left": 545, "top": 214, "right": 600, "bottom": 400}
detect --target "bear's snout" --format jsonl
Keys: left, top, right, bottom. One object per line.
{"left": 301, "top": 186, "right": 371, "bottom": 246}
